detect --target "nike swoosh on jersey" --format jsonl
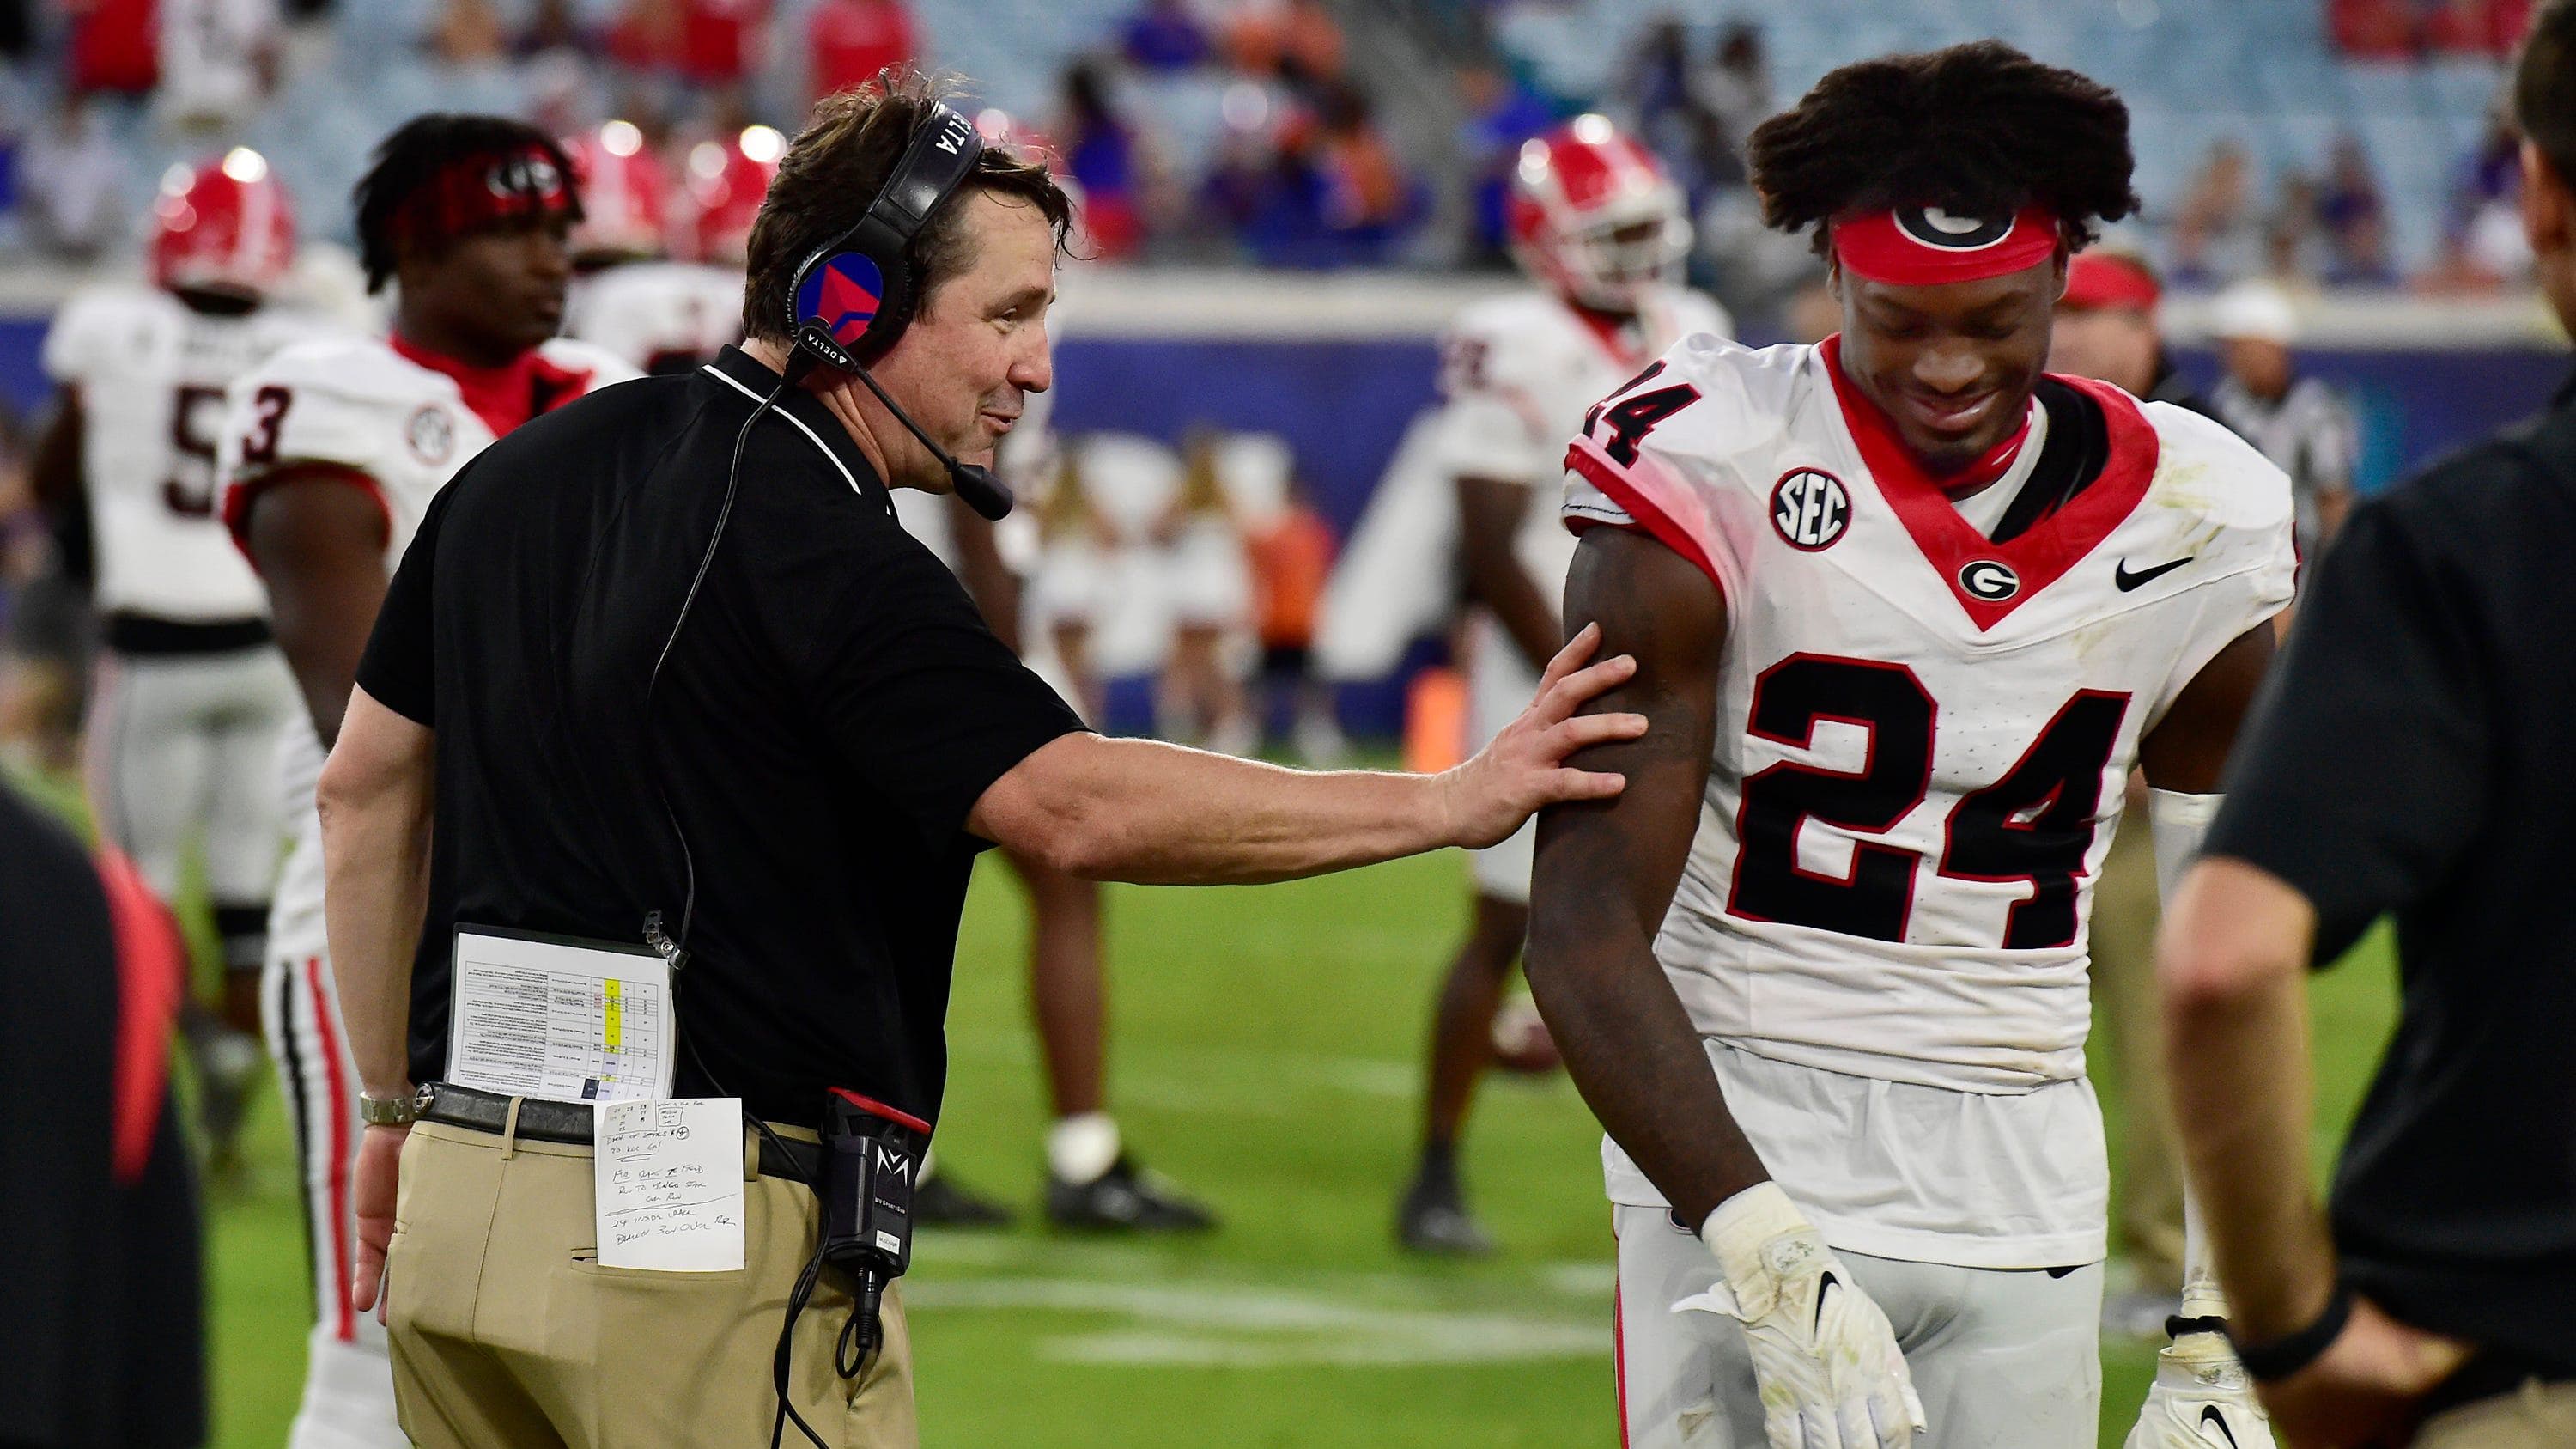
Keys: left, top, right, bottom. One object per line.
{"left": 2115, "top": 557, "right": 2193, "bottom": 591}
{"left": 2200, "top": 1404, "right": 2241, "bottom": 1449}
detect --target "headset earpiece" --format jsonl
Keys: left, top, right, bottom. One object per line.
{"left": 786, "top": 101, "right": 982, "bottom": 370}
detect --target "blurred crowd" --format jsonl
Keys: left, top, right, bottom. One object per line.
{"left": 2331, "top": 0, "right": 2533, "bottom": 57}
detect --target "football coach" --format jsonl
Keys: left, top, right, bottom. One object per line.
{"left": 2157, "top": 7, "right": 2576, "bottom": 1446}
{"left": 310, "top": 72, "right": 1645, "bottom": 1449}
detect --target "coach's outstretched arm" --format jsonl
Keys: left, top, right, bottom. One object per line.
{"left": 968, "top": 625, "right": 1644, "bottom": 885}
{"left": 1524, "top": 529, "right": 1922, "bottom": 1449}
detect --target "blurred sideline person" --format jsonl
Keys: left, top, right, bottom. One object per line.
{"left": 2045, "top": 247, "right": 2214, "bottom": 1339}
{"left": 1244, "top": 471, "right": 1346, "bottom": 762}
{"left": 561, "top": 121, "right": 773, "bottom": 374}
{"left": 29, "top": 149, "right": 334, "bottom": 1167}
{"left": 2208, "top": 279, "right": 2361, "bottom": 555}
{"left": 1156, "top": 433, "right": 1255, "bottom": 754}
{"left": 216, "top": 113, "right": 635, "bottom": 1449}
{"left": 1528, "top": 44, "right": 2293, "bottom": 1448}
{"left": 1397, "top": 116, "right": 1730, "bottom": 1257}
{"left": 896, "top": 393, "right": 1222, "bottom": 1231}
{"left": 0, "top": 790, "right": 206, "bottom": 1449}
{"left": 316, "top": 76, "right": 1647, "bottom": 1446}
{"left": 2160, "top": 8, "right": 2576, "bottom": 1443}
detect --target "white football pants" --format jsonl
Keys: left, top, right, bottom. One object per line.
{"left": 82, "top": 644, "right": 293, "bottom": 908}
{"left": 1614, "top": 1205, "right": 2103, "bottom": 1449}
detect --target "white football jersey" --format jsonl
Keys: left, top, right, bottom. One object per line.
{"left": 1430, "top": 285, "right": 1732, "bottom": 600}
{"left": 43, "top": 285, "right": 344, "bottom": 620}
{"left": 217, "top": 332, "right": 639, "bottom": 935}
{"left": 1564, "top": 333, "right": 2297, "bottom": 1094}
{"left": 564, "top": 260, "right": 746, "bottom": 374}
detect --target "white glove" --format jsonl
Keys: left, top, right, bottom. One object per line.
{"left": 2123, "top": 1326, "right": 2278, "bottom": 1449}
{"left": 1674, "top": 1183, "right": 1926, "bottom": 1449}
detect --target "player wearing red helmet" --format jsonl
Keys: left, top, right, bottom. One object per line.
{"left": 28, "top": 148, "right": 350, "bottom": 1167}
{"left": 1395, "top": 117, "right": 1731, "bottom": 1257}
{"left": 216, "top": 113, "right": 636, "bottom": 1449}
{"left": 562, "top": 121, "right": 770, "bottom": 374}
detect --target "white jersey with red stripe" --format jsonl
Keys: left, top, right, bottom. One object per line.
{"left": 219, "top": 330, "right": 633, "bottom": 1449}
{"left": 564, "top": 259, "right": 747, "bottom": 374}
{"left": 1430, "top": 285, "right": 1733, "bottom": 599}
{"left": 1561, "top": 332, "right": 2294, "bottom": 1264}
{"left": 217, "top": 332, "right": 637, "bottom": 957}
{"left": 1432, "top": 285, "right": 1731, "bottom": 899}
{"left": 43, "top": 285, "right": 345, "bottom": 621}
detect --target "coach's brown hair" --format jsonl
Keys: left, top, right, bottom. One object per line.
{"left": 2518, "top": 0, "right": 2576, "bottom": 188}
{"left": 740, "top": 70, "right": 1074, "bottom": 344}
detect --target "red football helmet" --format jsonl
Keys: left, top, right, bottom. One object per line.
{"left": 1505, "top": 116, "right": 1692, "bottom": 311}
{"left": 680, "top": 125, "right": 782, "bottom": 267}
{"left": 150, "top": 149, "right": 297, "bottom": 300}
{"left": 561, "top": 120, "right": 671, "bottom": 261}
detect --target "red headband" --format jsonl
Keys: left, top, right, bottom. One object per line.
{"left": 1832, "top": 204, "right": 2061, "bottom": 286}
{"left": 390, "top": 146, "right": 579, "bottom": 247}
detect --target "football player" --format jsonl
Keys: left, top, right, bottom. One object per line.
{"left": 1525, "top": 45, "right": 2286, "bottom": 1449}
{"left": 1396, "top": 117, "right": 1731, "bottom": 1257}
{"left": 560, "top": 121, "right": 772, "bottom": 374}
{"left": 30, "top": 149, "right": 343, "bottom": 1165}
{"left": 217, "top": 113, "right": 636, "bottom": 1449}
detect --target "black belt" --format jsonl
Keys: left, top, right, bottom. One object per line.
{"left": 104, "top": 612, "right": 272, "bottom": 655}
{"left": 419, "top": 1082, "right": 824, "bottom": 1185}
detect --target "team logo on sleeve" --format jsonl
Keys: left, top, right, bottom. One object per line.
{"left": 406, "top": 403, "right": 456, "bottom": 466}
{"left": 1770, "top": 469, "right": 1851, "bottom": 551}
{"left": 1959, "top": 558, "right": 2020, "bottom": 600}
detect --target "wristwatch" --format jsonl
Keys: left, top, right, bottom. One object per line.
{"left": 359, "top": 1086, "right": 424, "bottom": 1127}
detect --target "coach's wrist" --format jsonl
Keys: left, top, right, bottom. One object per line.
{"left": 359, "top": 1084, "right": 423, "bottom": 1127}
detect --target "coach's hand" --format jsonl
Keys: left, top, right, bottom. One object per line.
{"left": 350, "top": 1122, "right": 408, "bottom": 1326}
{"left": 1678, "top": 1182, "right": 1926, "bottom": 1449}
{"left": 1437, "top": 624, "right": 1644, "bottom": 849}
{"left": 2255, "top": 1296, "right": 2471, "bottom": 1449}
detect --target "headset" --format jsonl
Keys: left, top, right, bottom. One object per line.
{"left": 638, "top": 97, "right": 1014, "bottom": 1449}
{"left": 782, "top": 97, "right": 1014, "bottom": 520}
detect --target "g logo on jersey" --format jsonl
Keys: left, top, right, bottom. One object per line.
{"left": 1894, "top": 207, "right": 2015, "bottom": 252}
{"left": 1770, "top": 469, "right": 1850, "bottom": 551}
{"left": 1959, "top": 559, "right": 2020, "bottom": 600}
{"left": 405, "top": 404, "right": 455, "bottom": 466}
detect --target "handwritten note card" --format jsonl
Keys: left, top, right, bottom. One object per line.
{"left": 593, "top": 1098, "right": 745, "bottom": 1271}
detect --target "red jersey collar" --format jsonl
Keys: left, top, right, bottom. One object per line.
{"left": 390, "top": 332, "right": 592, "bottom": 438}
{"left": 1820, "top": 333, "right": 2160, "bottom": 630}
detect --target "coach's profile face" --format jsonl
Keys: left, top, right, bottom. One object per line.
{"left": 1834, "top": 257, "right": 2063, "bottom": 478}
{"left": 866, "top": 191, "right": 1056, "bottom": 490}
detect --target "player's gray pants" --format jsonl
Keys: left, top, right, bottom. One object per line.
{"left": 82, "top": 643, "right": 294, "bottom": 909}
{"left": 1615, "top": 1205, "right": 2103, "bottom": 1449}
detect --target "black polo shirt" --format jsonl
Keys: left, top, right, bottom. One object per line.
{"left": 2207, "top": 366, "right": 2576, "bottom": 1368}
{"left": 355, "top": 345, "right": 1084, "bottom": 1129}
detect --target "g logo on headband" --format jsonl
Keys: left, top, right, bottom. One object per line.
{"left": 1893, "top": 207, "right": 2016, "bottom": 252}
{"left": 797, "top": 252, "right": 886, "bottom": 347}
{"left": 486, "top": 155, "right": 563, "bottom": 200}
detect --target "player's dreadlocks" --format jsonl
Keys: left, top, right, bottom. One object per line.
{"left": 1748, "top": 40, "right": 2139, "bottom": 256}
{"left": 353, "top": 113, "right": 582, "bottom": 293}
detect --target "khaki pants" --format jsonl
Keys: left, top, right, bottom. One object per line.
{"left": 2091, "top": 808, "right": 2186, "bottom": 1294}
{"left": 385, "top": 1117, "right": 917, "bottom": 1449}
{"left": 2415, "top": 1381, "right": 2576, "bottom": 1447}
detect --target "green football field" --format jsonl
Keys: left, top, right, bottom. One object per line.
{"left": 189, "top": 846, "right": 2397, "bottom": 1448}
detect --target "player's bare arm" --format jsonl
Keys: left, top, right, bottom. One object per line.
{"left": 969, "top": 625, "right": 1644, "bottom": 885}
{"left": 2137, "top": 623, "right": 2275, "bottom": 792}
{"left": 27, "top": 387, "right": 82, "bottom": 515}
{"left": 946, "top": 494, "right": 1025, "bottom": 654}
{"left": 1522, "top": 528, "right": 1769, "bottom": 1223}
{"left": 1457, "top": 473, "right": 1563, "bottom": 673}
{"left": 243, "top": 473, "right": 392, "bottom": 747}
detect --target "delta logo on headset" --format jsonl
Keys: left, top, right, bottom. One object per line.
{"left": 798, "top": 252, "right": 885, "bottom": 348}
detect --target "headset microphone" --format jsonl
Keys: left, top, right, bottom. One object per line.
{"left": 814, "top": 328, "right": 1015, "bottom": 521}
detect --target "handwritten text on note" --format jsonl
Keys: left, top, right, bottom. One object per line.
{"left": 592, "top": 1098, "right": 745, "bottom": 1271}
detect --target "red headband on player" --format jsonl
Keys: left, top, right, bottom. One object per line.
{"left": 1832, "top": 204, "right": 2061, "bottom": 286}
{"left": 390, "top": 145, "right": 580, "bottom": 248}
